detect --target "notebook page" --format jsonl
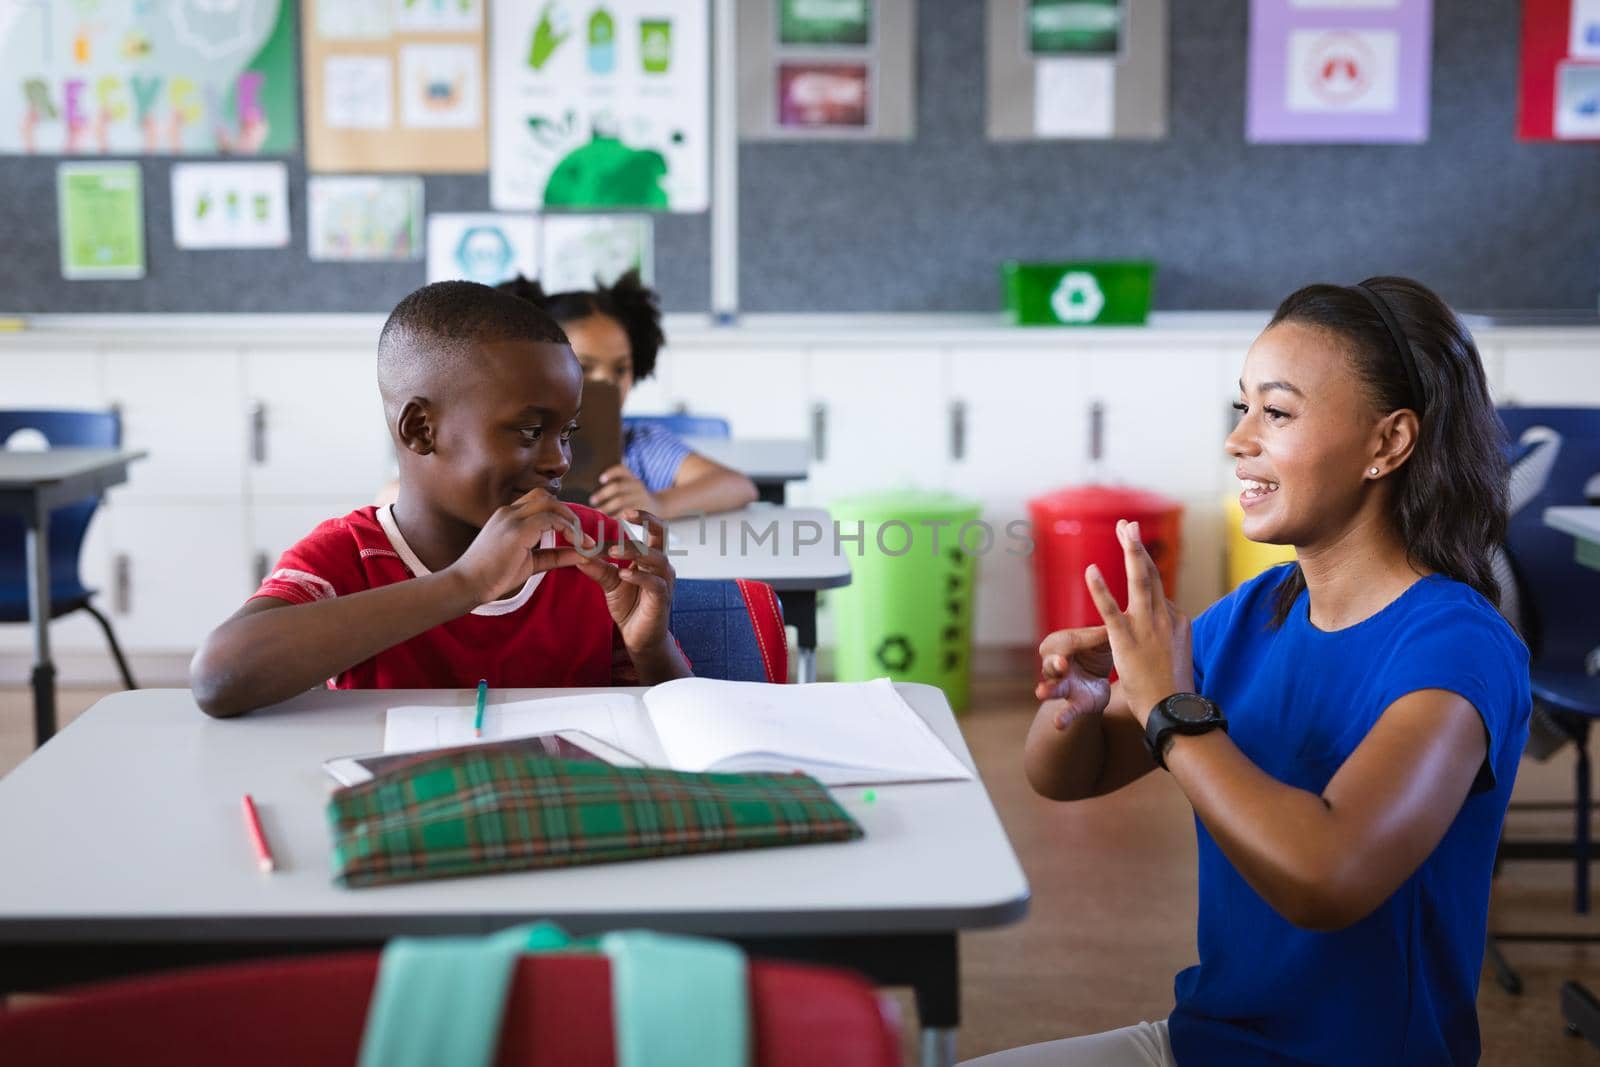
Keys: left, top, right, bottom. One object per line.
{"left": 383, "top": 692, "right": 668, "bottom": 765}
{"left": 642, "top": 677, "right": 972, "bottom": 785}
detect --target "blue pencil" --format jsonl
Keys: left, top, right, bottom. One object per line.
{"left": 472, "top": 679, "right": 488, "bottom": 737}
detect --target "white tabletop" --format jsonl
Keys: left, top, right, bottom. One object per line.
{"left": 1545, "top": 506, "right": 1600, "bottom": 544}
{"left": 683, "top": 437, "right": 811, "bottom": 482}
{"left": 0, "top": 685, "right": 1028, "bottom": 942}
{"left": 666, "top": 505, "right": 853, "bottom": 591}
{"left": 0, "top": 447, "right": 146, "bottom": 489}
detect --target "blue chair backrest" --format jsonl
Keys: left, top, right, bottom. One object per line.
{"left": 1497, "top": 406, "right": 1600, "bottom": 668}
{"left": 0, "top": 410, "right": 120, "bottom": 595}
{"left": 670, "top": 579, "right": 777, "bottom": 682}
{"left": 624, "top": 414, "right": 732, "bottom": 440}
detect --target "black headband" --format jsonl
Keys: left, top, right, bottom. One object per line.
{"left": 1354, "top": 284, "right": 1425, "bottom": 413}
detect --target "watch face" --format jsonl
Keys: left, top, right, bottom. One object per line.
{"left": 1166, "top": 693, "right": 1213, "bottom": 724}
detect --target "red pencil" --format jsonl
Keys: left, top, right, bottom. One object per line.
{"left": 240, "top": 794, "right": 276, "bottom": 873}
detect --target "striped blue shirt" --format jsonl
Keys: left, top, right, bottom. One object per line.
{"left": 622, "top": 423, "right": 692, "bottom": 494}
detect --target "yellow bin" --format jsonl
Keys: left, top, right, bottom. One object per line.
{"left": 1223, "top": 492, "right": 1296, "bottom": 591}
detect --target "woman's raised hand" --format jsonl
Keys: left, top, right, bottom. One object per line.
{"left": 1083, "top": 519, "right": 1194, "bottom": 728}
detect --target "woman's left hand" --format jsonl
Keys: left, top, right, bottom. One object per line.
{"left": 1084, "top": 519, "right": 1195, "bottom": 729}
{"left": 576, "top": 509, "right": 675, "bottom": 652}
{"left": 590, "top": 465, "right": 660, "bottom": 518}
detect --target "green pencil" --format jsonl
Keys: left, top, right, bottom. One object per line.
{"left": 472, "top": 679, "right": 488, "bottom": 737}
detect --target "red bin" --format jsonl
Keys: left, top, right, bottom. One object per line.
{"left": 1027, "top": 485, "right": 1184, "bottom": 643}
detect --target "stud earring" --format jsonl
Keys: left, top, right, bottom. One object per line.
{"left": 1368, "top": 466, "right": 1380, "bottom": 476}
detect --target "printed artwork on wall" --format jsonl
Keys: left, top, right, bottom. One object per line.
{"left": 425, "top": 213, "right": 538, "bottom": 285}
{"left": 57, "top": 162, "right": 145, "bottom": 279}
{"left": 304, "top": 0, "right": 488, "bottom": 172}
{"left": 1246, "top": 0, "right": 1432, "bottom": 143}
{"left": 1519, "top": 0, "right": 1600, "bottom": 140}
{"left": 539, "top": 213, "right": 653, "bottom": 291}
{"left": 307, "top": 175, "right": 423, "bottom": 260}
{"left": 1, "top": 0, "right": 298, "bottom": 155}
{"left": 490, "top": 0, "right": 708, "bottom": 211}
{"left": 171, "top": 162, "right": 290, "bottom": 249}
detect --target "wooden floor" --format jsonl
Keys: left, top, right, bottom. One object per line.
{"left": 3, "top": 680, "right": 1598, "bottom": 1065}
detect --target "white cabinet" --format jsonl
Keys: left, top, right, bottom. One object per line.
{"left": 802, "top": 347, "right": 946, "bottom": 505}
{"left": 947, "top": 345, "right": 1091, "bottom": 647}
{"left": 0, "top": 343, "right": 102, "bottom": 408}
{"left": 1496, "top": 343, "right": 1600, "bottom": 406}
{"left": 653, "top": 345, "right": 811, "bottom": 438}
{"left": 102, "top": 346, "right": 247, "bottom": 500}
{"left": 104, "top": 502, "right": 251, "bottom": 651}
{"left": 243, "top": 347, "right": 392, "bottom": 502}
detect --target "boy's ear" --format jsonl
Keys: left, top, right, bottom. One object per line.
{"left": 396, "top": 398, "right": 436, "bottom": 456}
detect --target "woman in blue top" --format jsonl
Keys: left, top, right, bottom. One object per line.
{"left": 973, "top": 277, "right": 1531, "bottom": 1067}
{"left": 498, "top": 272, "right": 757, "bottom": 520}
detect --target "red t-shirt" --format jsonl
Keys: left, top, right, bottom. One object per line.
{"left": 251, "top": 504, "right": 634, "bottom": 690}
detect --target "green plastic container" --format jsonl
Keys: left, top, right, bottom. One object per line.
{"left": 826, "top": 490, "right": 983, "bottom": 713}
{"left": 1001, "top": 260, "right": 1155, "bottom": 326}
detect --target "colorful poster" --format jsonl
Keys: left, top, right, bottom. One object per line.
{"left": 304, "top": 0, "right": 487, "bottom": 171}
{"left": 425, "top": 213, "right": 538, "bottom": 285}
{"left": 1029, "top": 0, "right": 1123, "bottom": 55}
{"left": 171, "top": 162, "right": 289, "bottom": 249}
{"left": 490, "top": 0, "right": 709, "bottom": 211}
{"left": 1519, "top": 0, "right": 1600, "bottom": 140}
{"left": 778, "top": 63, "right": 870, "bottom": 128}
{"left": 1246, "top": 0, "right": 1431, "bottom": 142}
{"left": 1, "top": 0, "right": 298, "bottom": 155}
{"left": 778, "top": 0, "right": 872, "bottom": 46}
{"left": 57, "top": 162, "right": 145, "bottom": 279}
{"left": 539, "top": 214, "right": 653, "bottom": 292}
{"left": 307, "top": 176, "right": 423, "bottom": 260}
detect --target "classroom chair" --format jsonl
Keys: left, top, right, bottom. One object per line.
{"left": 670, "top": 578, "right": 788, "bottom": 684}
{"left": 0, "top": 410, "right": 136, "bottom": 690}
{"left": 1486, "top": 407, "right": 1600, "bottom": 1042}
{"left": 0, "top": 950, "right": 903, "bottom": 1067}
{"left": 624, "top": 413, "right": 732, "bottom": 440}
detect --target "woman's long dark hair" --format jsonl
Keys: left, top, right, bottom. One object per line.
{"left": 1266, "top": 276, "right": 1508, "bottom": 626}
{"left": 497, "top": 269, "right": 665, "bottom": 380}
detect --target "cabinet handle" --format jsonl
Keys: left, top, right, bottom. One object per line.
{"left": 810, "top": 402, "right": 827, "bottom": 464}
{"left": 1089, "top": 400, "right": 1105, "bottom": 462}
{"left": 250, "top": 401, "right": 267, "bottom": 465}
{"left": 114, "top": 553, "right": 131, "bottom": 615}
{"left": 948, "top": 399, "right": 967, "bottom": 462}
{"left": 253, "top": 551, "right": 270, "bottom": 588}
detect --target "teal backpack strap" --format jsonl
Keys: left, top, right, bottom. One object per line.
{"left": 357, "top": 922, "right": 572, "bottom": 1067}
{"left": 599, "top": 930, "right": 749, "bottom": 1067}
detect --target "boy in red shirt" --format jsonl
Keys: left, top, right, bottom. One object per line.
{"left": 190, "top": 280, "right": 689, "bottom": 717}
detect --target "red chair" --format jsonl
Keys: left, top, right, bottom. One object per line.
{"left": 0, "top": 951, "right": 902, "bottom": 1066}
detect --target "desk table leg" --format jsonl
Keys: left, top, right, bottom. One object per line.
{"left": 776, "top": 589, "right": 817, "bottom": 683}
{"left": 756, "top": 480, "right": 787, "bottom": 506}
{"left": 24, "top": 498, "right": 56, "bottom": 747}
{"left": 922, "top": 1027, "right": 958, "bottom": 1067}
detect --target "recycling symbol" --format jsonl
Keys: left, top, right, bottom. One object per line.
{"left": 1050, "top": 271, "right": 1105, "bottom": 324}
{"left": 875, "top": 635, "right": 916, "bottom": 673}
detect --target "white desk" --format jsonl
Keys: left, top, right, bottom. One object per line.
{"left": 1545, "top": 507, "right": 1600, "bottom": 572}
{"left": 0, "top": 447, "right": 146, "bottom": 746}
{"left": 0, "top": 685, "right": 1028, "bottom": 1067}
{"left": 667, "top": 505, "right": 853, "bottom": 682}
{"left": 682, "top": 436, "right": 810, "bottom": 505}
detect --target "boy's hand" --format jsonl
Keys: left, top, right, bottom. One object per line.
{"left": 590, "top": 465, "right": 659, "bottom": 518}
{"left": 1035, "top": 624, "right": 1115, "bottom": 729}
{"left": 577, "top": 509, "right": 675, "bottom": 652}
{"left": 449, "top": 489, "right": 595, "bottom": 604}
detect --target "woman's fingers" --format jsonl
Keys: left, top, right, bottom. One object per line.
{"left": 1038, "top": 626, "right": 1110, "bottom": 673}
{"left": 1124, "top": 520, "right": 1167, "bottom": 611}
{"left": 1118, "top": 519, "right": 1159, "bottom": 616}
{"left": 1084, "top": 563, "right": 1127, "bottom": 632}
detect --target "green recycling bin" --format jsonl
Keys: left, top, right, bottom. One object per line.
{"left": 827, "top": 490, "right": 983, "bottom": 713}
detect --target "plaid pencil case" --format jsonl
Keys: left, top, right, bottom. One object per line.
{"left": 327, "top": 742, "right": 864, "bottom": 888}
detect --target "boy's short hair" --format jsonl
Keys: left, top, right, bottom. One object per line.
{"left": 376, "top": 281, "right": 572, "bottom": 415}
{"left": 380, "top": 279, "right": 569, "bottom": 353}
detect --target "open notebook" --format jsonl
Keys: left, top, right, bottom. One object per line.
{"left": 382, "top": 677, "right": 973, "bottom": 787}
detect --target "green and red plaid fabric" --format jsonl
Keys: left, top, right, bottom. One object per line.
{"left": 327, "top": 744, "right": 864, "bottom": 888}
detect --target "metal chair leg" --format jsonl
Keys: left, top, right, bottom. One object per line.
{"left": 1561, "top": 981, "right": 1600, "bottom": 1046}
{"left": 81, "top": 602, "right": 137, "bottom": 690}
{"left": 1486, "top": 937, "right": 1523, "bottom": 995}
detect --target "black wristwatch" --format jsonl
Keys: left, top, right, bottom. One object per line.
{"left": 1144, "top": 693, "right": 1227, "bottom": 769}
